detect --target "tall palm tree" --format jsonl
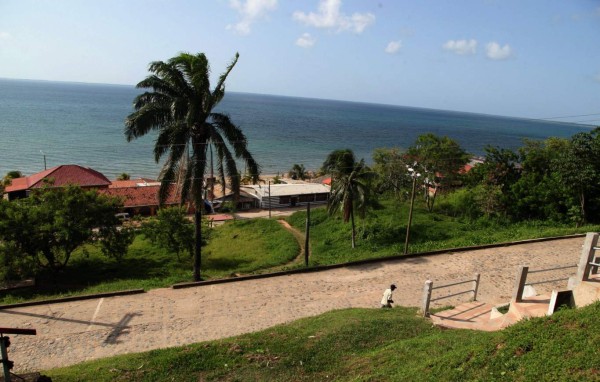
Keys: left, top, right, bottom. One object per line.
{"left": 324, "top": 149, "right": 377, "bottom": 248}
{"left": 125, "top": 52, "right": 259, "bottom": 281}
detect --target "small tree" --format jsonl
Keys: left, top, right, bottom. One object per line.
{"left": 117, "top": 173, "right": 131, "bottom": 181}
{"left": 0, "top": 185, "right": 123, "bottom": 275}
{"left": 99, "top": 226, "right": 135, "bottom": 262}
{"left": 288, "top": 164, "right": 308, "bottom": 180}
{"left": 141, "top": 207, "right": 195, "bottom": 260}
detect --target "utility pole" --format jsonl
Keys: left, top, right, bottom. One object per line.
{"left": 305, "top": 202, "right": 311, "bottom": 267}
{"left": 404, "top": 166, "right": 420, "bottom": 255}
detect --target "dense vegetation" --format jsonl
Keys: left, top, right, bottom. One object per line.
{"left": 0, "top": 219, "right": 297, "bottom": 305}
{"left": 47, "top": 302, "right": 600, "bottom": 381}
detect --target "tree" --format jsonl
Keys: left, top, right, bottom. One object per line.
{"left": 288, "top": 164, "right": 308, "bottom": 180}
{"left": 406, "top": 134, "right": 470, "bottom": 211}
{"left": 552, "top": 132, "right": 600, "bottom": 226}
{"left": 324, "top": 149, "right": 377, "bottom": 248}
{"left": 372, "top": 147, "right": 410, "bottom": 198}
{"left": 0, "top": 186, "right": 123, "bottom": 276}
{"left": 141, "top": 207, "right": 195, "bottom": 260}
{"left": 117, "top": 173, "right": 131, "bottom": 181}
{"left": 125, "top": 52, "right": 259, "bottom": 281}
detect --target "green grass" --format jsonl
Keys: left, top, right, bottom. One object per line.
{"left": 287, "top": 199, "right": 600, "bottom": 266}
{"left": 47, "top": 302, "right": 600, "bottom": 381}
{"left": 0, "top": 218, "right": 298, "bottom": 305}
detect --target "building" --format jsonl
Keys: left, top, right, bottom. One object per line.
{"left": 3, "top": 164, "right": 111, "bottom": 200}
{"left": 99, "top": 180, "right": 183, "bottom": 216}
{"left": 241, "top": 183, "right": 330, "bottom": 209}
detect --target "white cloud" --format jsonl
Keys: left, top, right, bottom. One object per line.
{"left": 227, "top": 0, "right": 278, "bottom": 35}
{"left": 293, "top": 0, "right": 375, "bottom": 34}
{"left": 385, "top": 40, "right": 402, "bottom": 54}
{"left": 296, "top": 33, "right": 316, "bottom": 48}
{"left": 442, "top": 39, "right": 477, "bottom": 55}
{"left": 485, "top": 42, "right": 512, "bottom": 60}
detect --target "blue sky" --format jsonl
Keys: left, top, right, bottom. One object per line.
{"left": 1, "top": 0, "right": 599, "bottom": 123}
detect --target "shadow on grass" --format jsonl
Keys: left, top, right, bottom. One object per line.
{"left": 204, "top": 257, "right": 253, "bottom": 273}
{"left": 0, "top": 256, "right": 189, "bottom": 302}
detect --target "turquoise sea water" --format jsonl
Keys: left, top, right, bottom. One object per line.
{"left": 0, "top": 78, "right": 593, "bottom": 179}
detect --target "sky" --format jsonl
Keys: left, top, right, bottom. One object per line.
{"left": 1, "top": 0, "right": 599, "bottom": 124}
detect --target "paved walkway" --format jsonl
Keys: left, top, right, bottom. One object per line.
{"left": 1, "top": 236, "right": 584, "bottom": 372}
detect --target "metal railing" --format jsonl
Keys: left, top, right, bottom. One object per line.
{"left": 422, "top": 273, "right": 480, "bottom": 317}
{"left": 511, "top": 264, "right": 577, "bottom": 302}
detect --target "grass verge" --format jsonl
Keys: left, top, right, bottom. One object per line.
{"left": 47, "top": 302, "right": 600, "bottom": 381}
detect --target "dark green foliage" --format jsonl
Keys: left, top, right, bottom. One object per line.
{"left": 288, "top": 163, "right": 308, "bottom": 180}
{"left": 99, "top": 226, "right": 135, "bottom": 262}
{"left": 0, "top": 186, "right": 123, "bottom": 278}
{"left": 141, "top": 207, "right": 196, "bottom": 260}
{"left": 48, "top": 303, "right": 600, "bottom": 381}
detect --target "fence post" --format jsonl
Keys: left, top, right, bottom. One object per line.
{"left": 472, "top": 273, "right": 480, "bottom": 301}
{"left": 511, "top": 266, "right": 529, "bottom": 303}
{"left": 422, "top": 280, "right": 433, "bottom": 317}
{"left": 575, "top": 232, "right": 599, "bottom": 284}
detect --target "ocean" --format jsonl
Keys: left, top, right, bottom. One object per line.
{"left": 0, "top": 78, "right": 593, "bottom": 180}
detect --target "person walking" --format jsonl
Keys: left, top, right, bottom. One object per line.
{"left": 381, "top": 284, "right": 397, "bottom": 308}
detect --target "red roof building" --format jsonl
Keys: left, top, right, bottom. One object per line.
{"left": 98, "top": 183, "right": 188, "bottom": 216}
{"left": 4, "top": 165, "right": 111, "bottom": 200}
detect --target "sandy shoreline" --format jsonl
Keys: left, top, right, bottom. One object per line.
{"left": 1, "top": 236, "right": 586, "bottom": 372}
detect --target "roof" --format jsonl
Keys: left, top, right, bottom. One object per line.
{"left": 241, "top": 183, "right": 330, "bottom": 198}
{"left": 5, "top": 165, "right": 111, "bottom": 192}
{"left": 109, "top": 178, "right": 160, "bottom": 188}
{"left": 98, "top": 184, "right": 182, "bottom": 208}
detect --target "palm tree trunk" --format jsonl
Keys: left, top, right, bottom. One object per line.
{"left": 351, "top": 208, "right": 356, "bottom": 249}
{"left": 194, "top": 209, "right": 202, "bottom": 281}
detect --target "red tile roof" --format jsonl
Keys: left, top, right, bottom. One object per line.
{"left": 98, "top": 184, "right": 182, "bottom": 208}
{"left": 5, "top": 165, "right": 111, "bottom": 192}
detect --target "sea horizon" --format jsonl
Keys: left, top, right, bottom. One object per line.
{"left": 0, "top": 78, "right": 594, "bottom": 180}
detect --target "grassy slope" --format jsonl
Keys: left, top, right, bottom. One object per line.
{"left": 0, "top": 219, "right": 298, "bottom": 304}
{"left": 48, "top": 302, "right": 600, "bottom": 381}
{"left": 287, "top": 200, "right": 600, "bottom": 266}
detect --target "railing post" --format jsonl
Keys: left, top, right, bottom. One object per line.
{"left": 422, "top": 280, "right": 433, "bottom": 317}
{"left": 593, "top": 256, "right": 600, "bottom": 275}
{"left": 575, "top": 232, "right": 599, "bottom": 284}
{"left": 511, "top": 266, "right": 529, "bottom": 303}
{"left": 472, "top": 273, "right": 480, "bottom": 301}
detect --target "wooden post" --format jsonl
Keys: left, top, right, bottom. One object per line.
{"left": 575, "top": 233, "right": 599, "bottom": 283}
{"left": 304, "top": 202, "right": 310, "bottom": 267}
{"left": 511, "top": 266, "right": 529, "bottom": 303}
{"left": 472, "top": 273, "right": 480, "bottom": 301}
{"left": 268, "top": 180, "right": 271, "bottom": 219}
{"left": 422, "top": 280, "right": 433, "bottom": 317}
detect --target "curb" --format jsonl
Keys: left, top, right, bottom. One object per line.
{"left": 172, "top": 233, "right": 588, "bottom": 289}
{"left": 0, "top": 289, "right": 145, "bottom": 310}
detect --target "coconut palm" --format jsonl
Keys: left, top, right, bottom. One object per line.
{"left": 324, "top": 149, "right": 377, "bottom": 248}
{"left": 125, "top": 52, "right": 259, "bottom": 281}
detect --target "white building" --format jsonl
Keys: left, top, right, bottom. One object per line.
{"left": 241, "top": 183, "right": 330, "bottom": 209}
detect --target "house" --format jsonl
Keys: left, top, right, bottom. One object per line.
{"left": 99, "top": 180, "right": 183, "bottom": 216}
{"left": 241, "top": 183, "right": 330, "bottom": 209}
{"left": 3, "top": 164, "right": 111, "bottom": 200}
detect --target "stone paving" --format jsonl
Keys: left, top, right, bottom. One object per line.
{"left": 0, "top": 236, "right": 584, "bottom": 372}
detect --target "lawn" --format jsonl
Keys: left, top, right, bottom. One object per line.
{"left": 46, "top": 302, "right": 600, "bottom": 381}
{"left": 0, "top": 218, "right": 298, "bottom": 305}
{"left": 286, "top": 199, "right": 600, "bottom": 266}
